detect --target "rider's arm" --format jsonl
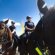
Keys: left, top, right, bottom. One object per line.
{"left": 31, "top": 27, "right": 35, "bottom": 30}
{"left": 25, "top": 26, "right": 35, "bottom": 31}
{"left": 30, "top": 22, "right": 35, "bottom": 31}
{"left": 12, "top": 29, "right": 16, "bottom": 34}
{"left": 25, "top": 26, "right": 32, "bottom": 30}
{"left": 25, "top": 22, "right": 35, "bottom": 31}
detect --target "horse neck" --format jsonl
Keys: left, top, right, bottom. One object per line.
{"left": 0, "top": 30, "right": 8, "bottom": 43}
{"left": 0, "top": 27, "right": 11, "bottom": 41}
{"left": 5, "top": 27, "right": 12, "bottom": 41}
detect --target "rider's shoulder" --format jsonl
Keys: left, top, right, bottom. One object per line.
{"left": 25, "top": 22, "right": 28, "bottom": 24}
{"left": 9, "top": 26, "right": 12, "bottom": 28}
{"left": 25, "top": 22, "right": 28, "bottom": 23}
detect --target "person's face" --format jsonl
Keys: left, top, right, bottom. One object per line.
{"left": 27, "top": 18, "right": 31, "bottom": 22}
{"left": 12, "top": 23, "right": 14, "bottom": 26}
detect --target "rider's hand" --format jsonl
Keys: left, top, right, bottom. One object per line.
{"left": 25, "top": 26, "right": 35, "bottom": 31}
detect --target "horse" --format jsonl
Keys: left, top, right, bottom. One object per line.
{"left": 12, "top": 31, "right": 20, "bottom": 55}
{"left": 18, "top": 0, "right": 55, "bottom": 55}
{"left": 27, "top": 0, "right": 55, "bottom": 55}
{"left": 0, "top": 20, "right": 13, "bottom": 55}
{"left": 19, "top": 33, "right": 29, "bottom": 55}
{"left": 37, "top": 0, "right": 55, "bottom": 55}
{"left": 0, "top": 20, "right": 19, "bottom": 55}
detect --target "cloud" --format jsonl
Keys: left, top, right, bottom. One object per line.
{"left": 15, "top": 22, "right": 21, "bottom": 26}
{"left": 3, "top": 18, "right": 24, "bottom": 36}
{"left": 3, "top": 18, "right": 21, "bottom": 27}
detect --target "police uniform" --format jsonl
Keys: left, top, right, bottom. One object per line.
{"left": 9, "top": 26, "right": 15, "bottom": 32}
{"left": 25, "top": 21, "right": 35, "bottom": 33}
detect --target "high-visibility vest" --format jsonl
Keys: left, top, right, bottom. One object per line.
{"left": 35, "top": 47, "right": 43, "bottom": 55}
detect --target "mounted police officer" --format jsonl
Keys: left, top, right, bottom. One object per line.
{"left": 19, "top": 16, "right": 35, "bottom": 55}
{"left": 25, "top": 16, "right": 35, "bottom": 36}
{"left": 9, "top": 21, "right": 15, "bottom": 33}
{"left": 9, "top": 21, "right": 19, "bottom": 55}
{"left": 24, "top": 16, "right": 35, "bottom": 55}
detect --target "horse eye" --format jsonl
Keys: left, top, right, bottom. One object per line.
{"left": 0, "top": 28, "right": 3, "bottom": 30}
{"left": 1, "top": 27, "right": 4, "bottom": 29}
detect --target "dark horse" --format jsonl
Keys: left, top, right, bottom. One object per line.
{"left": 0, "top": 20, "right": 19, "bottom": 55}
{"left": 27, "top": 0, "right": 55, "bottom": 55}
{"left": 19, "top": 33, "right": 28, "bottom": 55}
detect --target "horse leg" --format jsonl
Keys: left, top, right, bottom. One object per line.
{"left": 3, "top": 53, "right": 7, "bottom": 55}
{"left": 8, "top": 49, "right": 16, "bottom": 55}
{"left": 19, "top": 43, "right": 26, "bottom": 55}
{"left": 2, "top": 50, "right": 9, "bottom": 55}
{"left": 49, "top": 46, "right": 55, "bottom": 55}
{"left": 7, "top": 46, "right": 16, "bottom": 55}
{"left": 20, "top": 46, "right": 25, "bottom": 55}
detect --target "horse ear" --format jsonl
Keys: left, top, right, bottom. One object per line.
{"left": 4, "top": 19, "right": 9, "bottom": 24}
{"left": 37, "top": 0, "right": 48, "bottom": 15}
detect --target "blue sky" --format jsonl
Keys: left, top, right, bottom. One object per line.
{"left": 0, "top": 0, "right": 55, "bottom": 36}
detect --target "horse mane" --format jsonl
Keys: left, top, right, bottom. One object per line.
{"left": 5, "top": 27, "right": 12, "bottom": 41}
{"left": 45, "top": 7, "right": 55, "bottom": 18}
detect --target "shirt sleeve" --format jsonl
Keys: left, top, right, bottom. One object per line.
{"left": 25, "top": 22, "right": 27, "bottom": 27}
{"left": 14, "top": 26, "right": 16, "bottom": 29}
{"left": 9, "top": 26, "right": 11, "bottom": 29}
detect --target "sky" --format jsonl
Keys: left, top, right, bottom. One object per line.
{"left": 0, "top": 0, "right": 55, "bottom": 36}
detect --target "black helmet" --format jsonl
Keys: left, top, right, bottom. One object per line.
{"left": 11, "top": 21, "right": 15, "bottom": 24}
{"left": 26, "top": 16, "right": 31, "bottom": 19}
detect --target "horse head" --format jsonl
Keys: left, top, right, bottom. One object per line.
{"left": 0, "top": 19, "right": 12, "bottom": 41}
{"left": 0, "top": 20, "right": 8, "bottom": 37}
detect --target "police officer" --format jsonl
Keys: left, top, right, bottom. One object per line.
{"left": 24, "top": 16, "right": 35, "bottom": 55}
{"left": 9, "top": 21, "right": 15, "bottom": 33}
{"left": 25, "top": 16, "right": 35, "bottom": 35}
{"left": 9, "top": 21, "right": 19, "bottom": 55}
